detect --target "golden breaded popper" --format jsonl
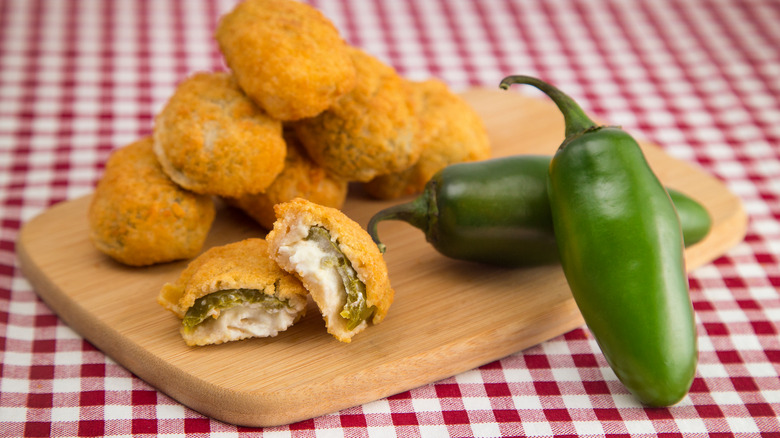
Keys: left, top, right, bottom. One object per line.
{"left": 153, "top": 71, "right": 286, "bottom": 198}
{"left": 364, "top": 78, "right": 491, "bottom": 199}
{"left": 266, "top": 198, "right": 394, "bottom": 343}
{"left": 158, "top": 238, "right": 308, "bottom": 346}
{"left": 88, "top": 137, "right": 215, "bottom": 266}
{"left": 226, "top": 131, "right": 348, "bottom": 230}
{"left": 294, "top": 48, "right": 421, "bottom": 182}
{"left": 216, "top": 0, "right": 356, "bottom": 121}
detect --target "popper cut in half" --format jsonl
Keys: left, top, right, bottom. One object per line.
{"left": 158, "top": 238, "right": 308, "bottom": 346}
{"left": 266, "top": 198, "right": 394, "bottom": 343}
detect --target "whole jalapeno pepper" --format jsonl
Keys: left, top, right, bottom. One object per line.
{"left": 500, "top": 75, "right": 697, "bottom": 407}
{"left": 368, "top": 155, "right": 710, "bottom": 267}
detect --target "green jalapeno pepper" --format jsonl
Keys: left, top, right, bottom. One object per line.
{"left": 500, "top": 75, "right": 697, "bottom": 407}
{"left": 368, "top": 155, "right": 710, "bottom": 267}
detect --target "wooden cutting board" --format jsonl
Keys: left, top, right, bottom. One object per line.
{"left": 17, "top": 88, "right": 747, "bottom": 427}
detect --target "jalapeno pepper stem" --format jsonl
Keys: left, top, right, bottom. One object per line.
{"left": 367, "top": 195, "right": 430, "bottom": 254}
{"left": 499, "top": 75, "right": 598, "bottom": 138}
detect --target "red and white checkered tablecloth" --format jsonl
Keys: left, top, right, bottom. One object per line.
{"left": 2, "top": 0, "right": 779, "bottom": 436}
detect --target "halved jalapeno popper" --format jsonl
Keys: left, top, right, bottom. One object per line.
{"left": 266, "top": 198, "right": 394, "bottom": 343}
{"left": 158, "top": 238, "right": 308, "bottom": 346}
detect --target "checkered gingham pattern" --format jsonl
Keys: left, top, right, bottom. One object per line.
{"left": 1, "top": 0, "right": 779, "bottom": 436}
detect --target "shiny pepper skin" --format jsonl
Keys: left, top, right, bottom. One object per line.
{"left": 500, "top": 75, "right": 697, "bottom": 407}
{"left": 367, "top": 155, "right": 710, "bottom": 268}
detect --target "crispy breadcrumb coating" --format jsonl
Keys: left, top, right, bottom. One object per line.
{"left": 225, "top": 130, "right": 348, "bottom": 230}
{"left": 364, "top": 78, "right": 491, "bottom": 199}
{"left": 216, "top": 0, "right": 356, "bottom": 121}
{"left": 153, "top": 71, "right": 286, "bottom": 198}
{"left": 293, "top": 48, "right": 421, "bottom": 182}
{"left": 88, "top": 137, "right": 215, "bottom": 266}
{"left": 266, "top": 198, "right": 394, "bottom": 342}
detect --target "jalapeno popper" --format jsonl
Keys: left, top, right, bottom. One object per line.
{"left": 266, "top": 198, "right": 394, "bottom": 343}
{"left": 88, "top": 137, "right": 215, "bottom": 266}
{"left": 225, "top": 131, "right": 348, "bottom": 230}
{"left": 364, "top": 78, "right": 491, "bottom": 200}
{"left": 153, "top": 71, "right": 286, "bottom": 198}
{"left": 293, "top": 48, "right": 420, "bottom": 182}
{"left": 158, "top": 238, "right": 308, "bottom": 346}
{"left": 216, "top": 0, "right": 356, "bottom": 121}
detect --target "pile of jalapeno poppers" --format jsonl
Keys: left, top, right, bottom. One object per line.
{"left": 370, "top": 75, "right": 709, "bottom": 408}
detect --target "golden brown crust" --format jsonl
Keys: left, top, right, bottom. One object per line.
{"left": 266, "top": 198, "right": 395, "bottom": 342}
{"left": 364, "top": 78, "right": 492, "bottom": 199}
{"left": 225, "top": 131, "right": 348, "bottom": 230}
{"left": 157, "top": 238, "right": 308, "bottom": 319}
{"left": 216, "top": 0, "right": 356, "bottom": 121}
{"left": 88, "top": 137, "right": 215, "bottom": 266}
{"left": 293, "top": 48, "right": 421, "bottom": 182}
{"left": 153, "top": 71, "right": 286, "bottom": 198}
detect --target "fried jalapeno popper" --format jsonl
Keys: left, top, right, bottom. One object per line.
{"left": 88, "top": 137, "right": 215, "bottom": 266}
{"left": 364, "top": 78, "right": 491, "bottom": 199}
{"left": 266, "top": 198, "right": 394, "bottom": 343}
{"left": 216, "top": 0, "right": 356, "bottom": 121}
{"left": 158, "top": 238, "right": 308, "bottom": 346}
{"left": 225, "top": 131, "right": 348, "bottom": 230}
{"left": 153, "top": 71, "right": 286, "bottom": 198}
{"left": 294, "top": 48, "right": 421, "bottom": 182}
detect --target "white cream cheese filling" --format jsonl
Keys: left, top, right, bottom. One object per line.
{"left": 181, "top": 301, "right": 303, "bottom": 346}
{"left": 276, "top": 221, "right": 367, "bottom": 334}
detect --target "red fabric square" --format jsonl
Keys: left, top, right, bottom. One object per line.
{"left": 737, "top": 299, "right": 761, "bottom": 310}
{"left": 24, "top": 422, "right": 51, "bottom": 438}
{"left": 80, "top": 391, "right": 104, "bottom": 406}
{"left": 544, "top": 408, "right": 571, "bottom": 422}
{"left": 131, "top": 390, "right": 157, "bottom": 405}
{"left": 131, "top": 419, "right": 157, "bottom": 434}
{"left": 80, "top": 364, "right": 105, "bottom": 378}
{"left": 494, "top": 409, "right": 521, "bottom": 423}
{"left": 731, "top": 377, "right": 759, "bottom": 392}
{"left": 746, "top": 403, "right": 776, "bottom": 417}
{"left": 391, "top": 412, "right": 418, "bottom": 426}
{"left": 689, "top": 377, "right": 709, "bottom": 393}
{"left": 184, "top": 418, "right": 210, "bottom": 433}
{"left": 289, "top": 418, "right": 315, "bottom": 430}
{"left": 442, "top": 409, "right": 470, "bottom": 424}
{"left": 525, "top": 354, "right": 551, "bottom": 369}
{"left": 27, "top": 393, "right": 53, "bottom": 408}
{"left": 480, "top": 360, "right": 503, "bottom": 370}
{"left": 32, "top": 339, "right": 56, "bottom": 353}
{"left": 534, "top": 381, "right": 561, "bottom": 396}
{"left": 583, "top": 380, "right": 610, "bottom": 395}
{"left": 594, "top": 408, "right": 622, "bottom": 421}
{"left": 340, "top": 414, "right": 367, "bottom": 428}
{"left": 703, "top": 322, "right": 730, "bottom": 336}
{"left": 572, "top": 353, "right": 598, "bottom": 367}
{"left": 717, "top": 350, "right": 743, "bottom": 364}
{"left": 29, "top": 365, "right": 54, "bottom": 380}
{"left": 78, "top": 420, "right": 105, "bottom": 437}
{"left": 695, "top": 404, "right": 725, "bottom": 418}
{"left": 645, "top": 408, "right": 674, "bottom": 420}
{"left": 435, "top": 383, "right": 462, "bottom": 398}
{"left": 484, "top": 382, "right": 511, "bottom": 397}
{"left": 751, "top": 321, "right": 777, "bottom": 335}
{"left": 34, "top": 314, "right": 59, "bottom": 327}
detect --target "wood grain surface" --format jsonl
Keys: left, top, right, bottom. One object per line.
{"left": 17, "top": 88, "right": 747, "bottom": 427}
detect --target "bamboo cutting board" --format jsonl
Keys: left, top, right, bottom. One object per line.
{"left": 17, "top": 88, "right": 747, "bottom": 427}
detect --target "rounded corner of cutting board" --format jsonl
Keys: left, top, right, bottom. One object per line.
{"left": 14, "top": 88, "right": 750, "bottom": 427}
